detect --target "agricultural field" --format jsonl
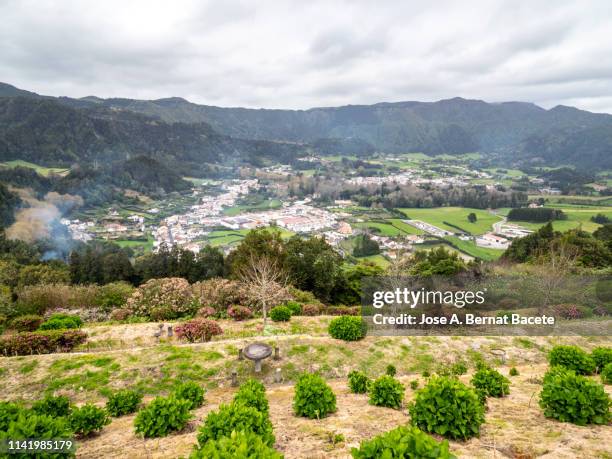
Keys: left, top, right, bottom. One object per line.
{"left": 1, "top": 316, "right": 610, "bottom": 458}
{"left": 445, "top": 236, "right": 504, "bottom": 261}
{"left": 398, "top": 207, "right": 503, "bottom": 235}
{"left": 222, "top": 199, "right": 282, "bottom": 216}
{"left": 508, "top": 207, "right": 612, "bottom": 233}
{"left": 0, "top": 159, "right": 70, "bottom": 176}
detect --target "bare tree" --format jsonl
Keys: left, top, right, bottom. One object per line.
{"left": 238, "top": 254, "right": 289, "bottom": 328}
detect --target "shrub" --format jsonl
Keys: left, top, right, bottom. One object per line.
{"left": 0, "top": 413, "right": 74, "bottom": 456}
{"left": 601, "top": 363, "right": 612, "bottom": 384}
{"left": 348, "top": 370, "right": 369, "bottom": 394}
{"left": 539, "top": 368, "right": 610, "bottom": 425}
{"left": 270, "top": 306, "right": 292, "bottom": 322}
{"left": 450, "top": 362, "right": 468, "bottom": 376}
{"left": 0, "top": 329, "right": 87, "bottom": 356}
{"left": 591, "top": 347, "right": 612, "bottom": 372}
{"left": 548, "top": 345, "right": 596, "bottom": 375}
{"left": 552, "top": 303, "right": 587, "bottom": 320}
{"left": 10, "top": 314, "right": 43, "bottom": 332}
{"left": 94, "top": 281, "right": 134, "bottom": 311}
{"left": 192, "top": 278, "right": 247, "bottom": 311}
{"left": 421, "top": 370, "right": 430, "bottom": 378}
{"left": 350, "top": 425, "right": 456, "bottom": 459}
{"left": 293, "top": 373, "right": 337, "bottom": 419}
{"left": 327, "top": 306, "right": 360, "bottom": 316}
{"left": 190, "top": 429, "right": 283, "bottom": 459}
{"left": 149, "top": 305, "right": 177, "bottom": 321}
{"left": 197, "top": 402, "right": 275, "bottom": 447}
{"left": 409, "top": 376, "right": 485, "bottom": 440}
{"left": 369, "top": 375, "right": 405, "bottom": 409}
{"left": 32, "top": 395, "right": 72, "bottom": 417}
{"left": 385, "top": 364, "right": 397, "bottom": 377}
{"left": 0, "top": 401, "right": 24, "bottom": 431}
{"left": 228, "top": 305, "right": 254, "bottom": 321}
{"left": 126, "top": 277, "right": 195, "bottom": 319}
{"left": 471, "top": 367, "right": 510, "bottom": 397}
{"left": 109, "top": 308, "right": 131, "bottom": 321}
{"left": 39, "top": 313, "right": 83, "bottom": 330}
{"left": 69, "top": 404, "right": 110, "bottom": 436}
{"left": 285, "top": 301, "right": 303, "bottom": 315}
{"left": 175, "top": 318, "right": 223, "bottom": 343}
{"left": 106, "top": 389, "right": 142, "bottom": 417}
{"left": 509, "top": 367, "right": 519, "bottom": 376}
{"left": 134, "top": 396, "right": 192, "bottom": 438}
{"left": 328, "top": 316, "right": 366, "bottom": 341}
{"left": 302, "top": 303, "right": 321, "bottom": 316}
{"left": 196, "top": 306, "right": 217, "bottom": 318}
{"left": 16, "top": 283, "right": 98, "bottom": 315}
{"left": 410, "top": 380, "right": 419, "bottom": 390}
{"left": 173, "top": 382, "right": 205, "bottom": 410}
{"left": 233, "top": 379, "right": 269, "bottom": 416}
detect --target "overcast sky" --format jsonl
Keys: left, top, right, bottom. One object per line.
{"left": 2, "top": 0, "right": 612, "bottom": 112}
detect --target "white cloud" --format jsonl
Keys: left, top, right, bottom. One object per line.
{"left": 1, "top": 0, "right": 611, "bottom": 112}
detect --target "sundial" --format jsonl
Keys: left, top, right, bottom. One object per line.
{"left": 242, "top": 342, "right": 273, "bottom": 372}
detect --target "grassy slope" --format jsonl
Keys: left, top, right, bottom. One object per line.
{"left": 0, "top": 160, "right": 69, "bottom": 176}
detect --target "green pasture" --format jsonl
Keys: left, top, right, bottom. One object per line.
{"left": 397, "top": 207, "right": 503, "bottom": 235}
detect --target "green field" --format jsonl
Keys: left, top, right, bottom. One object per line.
{"left": 509, "top": 207, "right": 612, "bottom": 233}
{"left": 358, "top": 254, "right": 391, "bottom": 268}
{"left": 114, "top": 237, "right": 155, "bottom": 252}
{"left": 397, "top": 207, "right": 503, "bottom": 235}
{"left": 0, "top": 160, "right": 69, "bottom": 176}
{"left": 206, "top": 227, "right": 294, "bottom": 247}
{"left": 444, "top": 236, "right": 504, "bottom": 261}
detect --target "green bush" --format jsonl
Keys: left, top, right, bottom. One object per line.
{"left": 328, "top": 316, "right": 366, "bottom": 341}
{"left": 10, "top": 314, "right": 43, "bottom": 332}
{"left": 38, "top": 313, "right": 83, "bottom": 330}
{"left": 233, "top": 379, "right": 269, "bottom": 416}
{"left": 351, "top": 425, "right": 456, "bottom": 459}
{"left": 471, "top": 367, "right": 510, "bottom": 397}
{"left": 450, "top": 362, "right": 468, "bottom": 376}
{"left": 348, "top": 370, "right": 369, "bottom": 394}
{"left": 410, "top": 380, "right": 419, "bottom": 390}
{"left": 134, "top": 396, "right": 192, "bottom": 438}
{"left": 32, "top": 395, "right": 72, "bottom": 417}
{"left": 173, "top": 381, "right": 205, "bottom": 410}
{"left": 106, "top": 389, "right": 142, "bottom": 417}
{"left": 0, "top": 401, "right": 24, "bottom": 431}
{"left": 270, "top": 306, "right": 292, "bottom": 322}
{"left": 95, "top": 281, "right": 134, "bottom": 311}
{"left": 539, "top": 367, "right": 610, "bottom": 425}
{"left": 197, "top": 402, "right": 275, "bottom": 447}
{"left": 285, "top": 301, "right": 303, "bottom": 316}
{"left": 0, "top": 413, "right": 74, "bottom": 457}
{"left": 591, "top": 347, "right": 612, "bottom": 372}
{"left": 385, "top": 364, "right": 397, "bottom": 377}
{"left": 190, "top": 430, "right": 283, "bottom": 459}
{"left": 69, "top": 404, "right": 110, "bottom": 436}
{"left": 548, "top": 345, "right": 595, "bottom": 375}
{"left": 293, "top": 373, "right": 337, "bottom": 419}
{"left": 601, "top": 363, "right": 612, "bottom": 384}
{"left": 509, "top": 367, "right": 519, "bottom": 376}
{"left": 368, "top": 375, "right": 405, "bottom": 409}
{"left": 409, "top": 376, "right": 485, "bottom": 440}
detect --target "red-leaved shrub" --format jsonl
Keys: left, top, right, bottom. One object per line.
{"left": 175, "top": 319, "right": 223, "bottom": 343}
{"left": 302, "top": 304, "right": 321, "bottom": 316}
{"left": 0, "top": 329, "right": 87, "bottom": 356}
{"left": 197, "top": 306, "right": 217, "bottom": 318}
{"left": 10, "top": 314, "right": 43, "bottom": 332}
{"left": 553, "top": 304, "right": 584, "bottom": 320}
{"left": 326, "top": 306, "right": 360, "bottom": 316}
{"left": 227, "top": 305, "right": 253, "bottom": 321}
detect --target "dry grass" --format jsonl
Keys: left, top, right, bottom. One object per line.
{"left": 0, "top": 317, "right": 610, "bottom": 458}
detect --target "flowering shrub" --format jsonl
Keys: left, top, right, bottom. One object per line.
{"left": 552, "top": 304, "right": 585, "bottom": 320}
{"left": 327, "top": 306, "right": 360, "bottom": 316}
{"left": 302, "top": 303, "right": 321, "bottom": 316}
{"left": 192, "top": 278, "right": 247, "bottom": 311}
{"left": 228, "top": 305, "right": 253, "bottom": 321}
{"left": 175, "top": 319, "right": 223, "bottom": 342}
{"left": 10, "top": 314, "right": 43, "bottom": 332}
{"left": 0, "top": 329, "right": 87, "bottom": 356}
{"left": 126, "top": 277, "right": 195, "bottom": 319}
{"left": 196, "top": 306, "right": 217, "bottom": 318}
{"left": 109, "top": 308, "right": 131, "bottom": 321}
